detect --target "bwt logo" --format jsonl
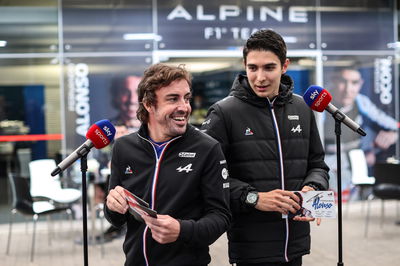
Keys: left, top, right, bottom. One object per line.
{"left": 310, "top": 90, "right": 319, "bottom": 100}
{"left": 314, "top": 91, "right": 327, "bottom": 107}
{"left": 95, "top": 128, "right": 109, "bottom": 144}
{"left": 103, "top": 126, "right": 113, "bottom": 137}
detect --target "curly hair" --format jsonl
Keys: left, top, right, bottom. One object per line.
{"left": 136, "top": 63, "right": 192, "bottom": 124}
{"left": 243, "top": 29, "right": 287, "bottom": 66}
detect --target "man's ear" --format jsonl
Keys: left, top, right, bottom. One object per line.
{"left": 282, "top": 58, "right": 290, "bottom": 74}
{"left": 143, "top": 100, "right": 152, "bottom": 113}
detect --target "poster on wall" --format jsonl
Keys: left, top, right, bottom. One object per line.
{"left": 63, "top": 56, "right": 151, "bottom": 168}
{"left": 322, "top": 56, "right": 398, "bottom": 199}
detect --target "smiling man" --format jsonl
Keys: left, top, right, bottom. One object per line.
{"left": 201, "top": 29, "right": 329, "bottom": 266}
{"left": 105, "top": 63, "right": 231, "bottom": 266}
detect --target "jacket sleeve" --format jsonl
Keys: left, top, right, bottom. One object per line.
{"left": 103, "top": 139, "right": 128, "bottom": 228}
{"left": 177, "top": 143, "right": 231, "bottom": 246}
{"left": 201, "top": 104, "right": 255, "bottom": 214}
{"left": 302, "top": 110, "right": 330, "bottom": 190}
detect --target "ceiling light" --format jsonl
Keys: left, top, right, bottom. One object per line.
{"left": 0, "top": 40, "right": 7, "bottom": 47}
{"left": 123, "top": 33, "right": 162, "bottom": 41}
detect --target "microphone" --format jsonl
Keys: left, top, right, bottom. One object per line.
{"left": 51, "top": 119, "right": 116, "bottom": 176}
{"left": 303, "top": 85, "right": 366, "bottom": 136}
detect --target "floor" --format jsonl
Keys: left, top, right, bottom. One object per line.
{"left": 0, "top": 200, "right": 399, "bottom": 266}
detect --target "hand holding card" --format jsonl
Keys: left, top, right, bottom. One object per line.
{"left": 124, "top": 189, "right": 157, "bottom": 222}
{"left": 284, "top": 191, "right": 336, "bottom": 219}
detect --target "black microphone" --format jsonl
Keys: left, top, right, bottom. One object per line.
{"left": 51, "top": 120, "right": 116, "bottom": 176}
{"left": 303, "top": 85, "right": 366, "bottom": 136}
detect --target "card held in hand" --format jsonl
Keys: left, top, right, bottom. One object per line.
{"left": 123, "top": 188, "right": 157, "bottom": 222}
{"left": 284, "top": 191, "right": 336, "bottom": 219}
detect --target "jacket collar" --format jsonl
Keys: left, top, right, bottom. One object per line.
{"left": 229, "top": 74, "right": 294, "bottom": 107}
{"left": 137, "top": 123, "right": 194, "bottom": 141}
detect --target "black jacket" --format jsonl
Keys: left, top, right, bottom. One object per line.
{"left": 201, "top": 74, "right": 329, "bottom": 264}
{"left": 104, "top": 124, "right": 231, "bottom": 266}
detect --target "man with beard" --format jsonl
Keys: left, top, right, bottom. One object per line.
{"left": 104, "top": 63, "right": 231, "bottom": 266}
{"left": 201, "top": 29, "right": 329, "bottom": 265}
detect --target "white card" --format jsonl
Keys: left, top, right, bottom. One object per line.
{"left": 283, "top": 191, "right": 336, "bottom": 219}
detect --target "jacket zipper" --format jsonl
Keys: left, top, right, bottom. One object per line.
{"left": 268, "top": 99, "right": 290, "bottom": 262}
{"left": 137, "top": 134, "right": 181, "bottom": 266}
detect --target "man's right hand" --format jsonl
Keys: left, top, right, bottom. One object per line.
{"left": 255, "top": 189, "right": 301, "bottom": 215}
{"left": 106, "top": 185, "right": 129, "bottom": 214}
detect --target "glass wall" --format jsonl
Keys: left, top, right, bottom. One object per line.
{"left": 0, "top": 0, "right": 398, "bottom": 204}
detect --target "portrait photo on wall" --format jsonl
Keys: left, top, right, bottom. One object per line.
{"left": 322, "top": 56, "right": 398, "bottom": 201}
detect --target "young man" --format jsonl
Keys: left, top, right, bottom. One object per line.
{"left": 201, "top": 29, "right": 329, "bottom": 265}
{"left": 105, "top": 63, "right": 231, "bottom": 266}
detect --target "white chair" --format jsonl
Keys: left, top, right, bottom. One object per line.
{"left": 348, "top": 149, "right": 375, "bottom": 200}
{"left": 29, "top": 159, "right": 81, "bottom": 204}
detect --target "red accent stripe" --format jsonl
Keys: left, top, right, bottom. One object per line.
{"left": 0, "top": 134, "right": 63, "bottom": 142}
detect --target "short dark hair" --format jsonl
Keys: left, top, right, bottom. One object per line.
{"left": 136, "top": 63, "right": 192, "bottom": 124}
{"left": 243, "top": 29, "right": 287, "bottom": 66}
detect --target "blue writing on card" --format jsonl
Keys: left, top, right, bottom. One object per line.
{"left": 312, "top": 197, "right": 333, "bottom": 210}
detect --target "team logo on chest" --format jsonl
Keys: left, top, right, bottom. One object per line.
{"left": 245, "top": 127, "right": 254, "bottom": 136}
{"left": 125, "top": 165, "right": 133, "bottom": 174}
{"left": 291, "top": 124, "right": 302, "bottom": 133}
{"left": 176, "top": 163, "right": 193, "bottom": 173}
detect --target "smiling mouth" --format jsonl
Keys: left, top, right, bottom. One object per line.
{"left": 173, "top": 116, "right": 186, "bottom": 122}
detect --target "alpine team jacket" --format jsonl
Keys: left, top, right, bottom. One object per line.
{"left": 104, "top": 124, "right": 231, "bottom": 266}
{"left": 201, "top": 74, "right": 329, "bottom": 264}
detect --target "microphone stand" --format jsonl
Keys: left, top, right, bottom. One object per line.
{"left": 80, "top": 155, "right": 89, "bottom": 266}
{"left": 334, "top": 118, "right": 344, "bottom": 266}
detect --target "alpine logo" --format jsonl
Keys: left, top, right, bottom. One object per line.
{"left": 291, "top": 125, "right": 302, "bottom": 133}
{"left": 245, "top": 127, "right": 254, "bottom": 136}
{"left": 179, "top": 152, "right": 196, "bottom": 158}
{"left": 202, "top": 119, "right": 211, "bottom": 125}
{"left": 176, "top": 163, "right": 193, "bottom": 173}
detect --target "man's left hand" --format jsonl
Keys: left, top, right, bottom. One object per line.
{"left": 292, "top": 185, "right": 322, "bottom": 226}
{"left": 142, "top": 214, "right": 180, "bottom": 244}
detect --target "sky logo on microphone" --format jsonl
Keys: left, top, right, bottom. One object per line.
{"left": 103, "top": 125, "right": 113, "bottom": 137}
{"left": 86, "top": 120, "right": 116, "bottom": 149}
{"left": 303, "top": 85, "right": 332, "bottom": 112}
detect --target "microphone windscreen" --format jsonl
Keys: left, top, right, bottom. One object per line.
{"left": 303, "top": 85, "right": 332, "bottom": 112}
{"left": 86, "top": 120, "right": 116, "bottom": 149}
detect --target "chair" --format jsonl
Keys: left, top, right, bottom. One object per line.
{"left": 364, "top": 162, "right": 400, "bottom": 237}
{"left": 6, "top": 174, "right": 72, "bottom": 262}
{"left": 348, "top": 149, "right": 375, "bottom": 200}
{"left": 29, "top": 159, "right": 81, "bottom": 204}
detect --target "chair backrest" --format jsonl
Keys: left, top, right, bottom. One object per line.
{"left": 348, "top": 149, "right": 373, "bottom": 184}
{"left": 374, "top": 163, "right": 400, "bottom": 185}
{"left": 8, "top": 174, "right": 35, "bottom": 215}
{"left": 29, "top": 159, "right": 62, "bottom": 198}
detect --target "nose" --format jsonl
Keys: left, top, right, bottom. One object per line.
{"left": 176, "top": 98, "right": 191, "bottom": 112}
{"left": 256, "top": 70, "right": 266, "bottom": 83}
{"left": 128, "top": 91, "right": 137, "bottom": 104}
